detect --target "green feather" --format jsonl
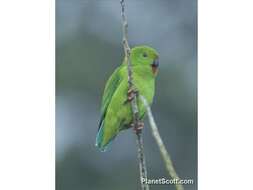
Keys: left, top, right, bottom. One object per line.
{"left": 96, "top": 45, "right": 159, "bottom": 151}
{"left": 96, "top": 66, "right": 122, "bottom": 151}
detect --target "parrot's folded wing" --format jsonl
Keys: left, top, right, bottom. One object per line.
{"left": 98, "top": 66, "right": 122, "bottom": 131}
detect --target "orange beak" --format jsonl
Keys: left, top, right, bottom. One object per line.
{"left": 151, "top": 58, "right": 159, "bottom": 75}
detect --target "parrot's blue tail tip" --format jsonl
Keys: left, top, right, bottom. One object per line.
{"left": 95, "top": 126, "right": 109, "bottom": 152}
{"left": 95, "top": 141, "right": 108, "bottom": 152}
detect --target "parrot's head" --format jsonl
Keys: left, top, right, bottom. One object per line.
{"left": 130, "top": 45, "right": 159, "bottom": 76}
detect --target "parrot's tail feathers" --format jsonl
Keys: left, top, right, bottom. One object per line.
{"left": 95, "top": 123, "right": 115, "bottom": 152}
{"left": 95, "top": 124, "right": 106, "bottom": 151}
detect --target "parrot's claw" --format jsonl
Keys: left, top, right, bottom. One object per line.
{"left": 127, "top": 87, "right": 138, "bottom": 101}
{"left": 132, "top": 121, "right": 144, "bottom": 133}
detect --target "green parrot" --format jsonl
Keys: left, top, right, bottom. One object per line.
{"left": 96, "top": 45, "right": 159, "bottom": 152}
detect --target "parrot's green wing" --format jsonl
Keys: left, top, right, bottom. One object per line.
{"left": 98, "top": 66, "right": 122, "bottom": 131}
{"left": 96, "top": 66, "right": 124, "bottom": 151}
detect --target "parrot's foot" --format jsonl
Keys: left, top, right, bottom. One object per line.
{"left": 131, "top": 121, "right": 144, "bottom": 134}
{"left": 127, "top": 87, "right": 138, "bottom": 102}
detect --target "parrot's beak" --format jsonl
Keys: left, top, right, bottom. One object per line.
{"left": 152, "top": 58, "right": 159, "bottom": 68}
{"left": 151, "top": 58, "right": 159, "bottom": 75}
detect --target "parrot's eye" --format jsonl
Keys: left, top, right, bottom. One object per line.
{"left": 143, "top": 52, "right": 148, "bottom": 58}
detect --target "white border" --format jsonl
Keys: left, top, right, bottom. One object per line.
{"left": 0, "top": 0, "right": 55, "bottom": 190}
{"left": 199, "top": 0, "right": 253, "bottom": 189}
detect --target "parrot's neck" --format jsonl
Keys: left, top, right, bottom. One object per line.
{"left": 132, "top": 65, "right": 155, "bottom": 80}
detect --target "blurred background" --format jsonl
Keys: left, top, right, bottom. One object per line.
{"left": 56, "top": 0, "right": 197, "bottom": 190}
